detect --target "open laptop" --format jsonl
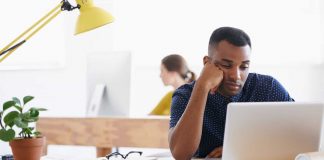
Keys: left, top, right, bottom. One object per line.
{"left": 222, "top": 102, "right": 324, "bottom": 160}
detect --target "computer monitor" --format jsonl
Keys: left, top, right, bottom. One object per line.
{"left": 86, "top": 51, "right": 131, "bottom": 117}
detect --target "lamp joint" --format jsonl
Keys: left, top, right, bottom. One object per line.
{"left": 61, "top": 0, "right": 80, "bottom": 11}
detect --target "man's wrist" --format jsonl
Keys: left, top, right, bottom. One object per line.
{"left": 195, "top": 78, "right": 212, "bottom": 93}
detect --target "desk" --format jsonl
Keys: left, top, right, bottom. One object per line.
{"left": 41, "top": 156, "right": 219, "bottom": 160}
{"left": 37, "top": 117, "right": 170, "bottom": 157}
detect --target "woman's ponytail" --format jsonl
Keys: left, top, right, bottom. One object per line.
{"left": 184, "top": 70, "right": 196, "bottom": 83}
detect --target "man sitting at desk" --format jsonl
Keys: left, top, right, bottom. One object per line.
{"left": 168, "top": 27, "right": 294, "bottom": 159}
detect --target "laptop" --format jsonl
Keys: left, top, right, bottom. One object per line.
{"left": 222, "top": 102, "right": 324, "bottom": 160}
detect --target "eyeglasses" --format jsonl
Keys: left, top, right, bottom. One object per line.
{"left": 106, "top": 151, "right": 143, "bottom": 160}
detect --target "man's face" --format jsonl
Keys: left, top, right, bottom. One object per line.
{"left": 209, "top": 40, "right": 251, "bottom": 97}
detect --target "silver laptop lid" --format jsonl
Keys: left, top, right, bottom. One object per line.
{"left": 222, "top": 102, "right": 324, "bottom": 160}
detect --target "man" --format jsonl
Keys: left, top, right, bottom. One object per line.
{"left": 168, "top": 27, "right": 294, "bottom": 159}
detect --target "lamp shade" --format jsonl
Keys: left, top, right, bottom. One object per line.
{"left": 75, "top": 0, "right": 114, "bottom": 35}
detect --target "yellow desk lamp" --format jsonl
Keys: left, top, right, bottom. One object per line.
{"left": 0, "top": 0, "right": 114, "bottom": 63}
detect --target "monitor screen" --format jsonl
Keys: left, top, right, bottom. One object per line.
{"left": 86, "top": 51, "right": 131, "bottom": 116}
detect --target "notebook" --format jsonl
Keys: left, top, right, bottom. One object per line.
{"left": 222, "top": 102, "right": 324, "bottom": 160}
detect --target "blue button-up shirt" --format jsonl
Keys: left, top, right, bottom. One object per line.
{"left": 169, "top": 73, "right": 294, "bottom": 157}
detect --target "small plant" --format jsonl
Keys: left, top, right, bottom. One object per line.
{"left": 0, "top": 96, "right": 46, "bottom": 142}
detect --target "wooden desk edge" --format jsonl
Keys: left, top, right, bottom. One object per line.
{"left": 37, "top": 117, "right": 170, "bottom": 157}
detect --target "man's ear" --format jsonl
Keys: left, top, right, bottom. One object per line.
{"left": 203, "top": 56, "right": 210, "bottom": 65}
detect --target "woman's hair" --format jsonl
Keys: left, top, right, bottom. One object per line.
{"left": 161, "top": 54, "right": 196, "bottom": 83}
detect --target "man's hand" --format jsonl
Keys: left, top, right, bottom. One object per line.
{"left": 206, "top": 146, "right": 223, "bottom": 158}
{"left": 197, "top": 56, "right": 223, "bottom": 94}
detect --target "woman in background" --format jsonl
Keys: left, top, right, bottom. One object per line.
{"left": 150, "top": 54, "right": 196, "bottom": 115}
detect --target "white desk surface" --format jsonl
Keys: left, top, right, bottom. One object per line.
{"left": 41, "top": 156, "right": 220, "bottom": 160}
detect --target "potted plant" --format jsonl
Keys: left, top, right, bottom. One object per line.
{"left": 0, "top": 96, "right": 47, "bottom": 160}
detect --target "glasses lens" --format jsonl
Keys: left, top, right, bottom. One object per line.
{"left": 125, "top": 151, "right": 142, "bottom": 159}
{"left": 106, "top": 152, "right": 124, "bottom": 160}
{"left": 106, "top": 151, "right": 142, "bottom": 159}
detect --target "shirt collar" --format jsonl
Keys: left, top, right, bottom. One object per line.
{"left": 229, "top": 90, "right": 243, "bottom": 102}
{"left": 212, "top": 88, "right": 243, "bottom": 102}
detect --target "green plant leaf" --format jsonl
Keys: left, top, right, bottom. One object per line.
{"left": 20, "top": 112, "right": 38, "bottom": 122}
{"left": 24, "top": 127, "right": 32, "bottom": 135}
{"left": 34, "top": 107, "right": 47, "bottom": 111}
{"left": 34, "top": 131, "right": 41, "bottom": 136}
{"left": 0, "top": 128, "right": 15, "bottom": 142}
{"left": 24, "top": 117, "right": 38, "bottom": 122}
{"left": 23, "top": 96, "right": 34, "bottom": 105}
{"left": 3, "top": 111, "right": 19, "bottom": 127}
{"left": 14, "top": 105, "right": 22, "bottom": 113}
{"left": 3, "top": 101, "right": 15, "bottom": 111}
{"left": 12, "top": 97, "right": 21, "bottom": 106}
{"left": 14, "top": 117, "right": 28, "bottom": 129}
{"left": 21, "top": 112, "right": 30, "bottom": 120}
{"left": 0, "top": 111, "right": 4, "bottom": 130}
{"left": 21, "top": 112, "right": 30, "bottom": 117}
{"left": 21, "top": 128, "right": 34, "bottom": 138}
{"left": 29, "top": 108, "right": 39, "bottom": 117}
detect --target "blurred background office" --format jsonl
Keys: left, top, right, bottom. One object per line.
{"left": 150, "top": 54, "right": 195, "bottom": 115}
{"left": 1, "top": 0, "right": 324, "bottom": 157}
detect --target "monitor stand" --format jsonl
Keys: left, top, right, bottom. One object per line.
{"left": 86, "top": 84, "right": 106, "bottom": 116}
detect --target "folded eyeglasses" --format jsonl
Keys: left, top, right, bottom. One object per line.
{"left": 105, "top": 151, "right": 143, "bottom": 160}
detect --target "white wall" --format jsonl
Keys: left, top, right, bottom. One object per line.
{"left": 0, "top": 0, "right": 87, "bottom": 117}
{"left": 1, "top": 0, "right": 324, "bottom": 156}
{"left": 0, "top": 0, "right": 112, "bottom": 154}
{"left": 1, "top": 0, "right": 322, "bottom": 120}
{"left": 113, "top": 0, "right": 324, "bottom": 115}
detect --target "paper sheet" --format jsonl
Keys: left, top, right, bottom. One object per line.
{"left": 295, "top": 152, "right": 324, "bottom": 160}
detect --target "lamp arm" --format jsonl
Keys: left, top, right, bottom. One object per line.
{"left": 0, "top": 40, "right": 26, "bottom": 57}
{"left": 0, "top": 2, "right": 64, "bottom": 63}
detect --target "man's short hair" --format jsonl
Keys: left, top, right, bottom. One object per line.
{"left": 208, "top": 27, "right": 251, "bottom": 55}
